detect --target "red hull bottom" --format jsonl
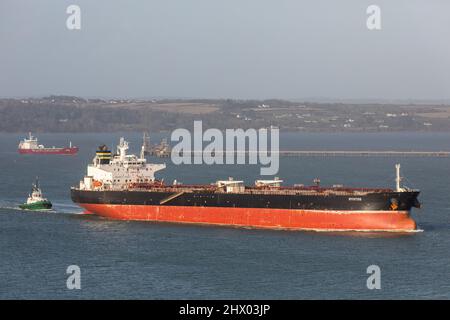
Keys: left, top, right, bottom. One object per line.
{"left": 18, "top": 147, "right": 78, "bottom": 155}
{"left": 77, "top": 204, "right": 417, "bottom": 232}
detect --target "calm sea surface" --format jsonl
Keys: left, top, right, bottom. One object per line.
{"left": 0, "top": 132, "right": 449, "bottom": 299}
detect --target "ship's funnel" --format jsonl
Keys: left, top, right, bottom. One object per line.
{"left": 96, "top": 145, "right": 112, "bottom": 164}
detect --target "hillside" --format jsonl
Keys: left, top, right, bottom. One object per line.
{"left": 1, "top": 96, "right": 449, "bottom": 132}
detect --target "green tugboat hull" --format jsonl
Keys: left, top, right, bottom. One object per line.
{"left": 19, "top": 201, "right": 52, "bottom": 211}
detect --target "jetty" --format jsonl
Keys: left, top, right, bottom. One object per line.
{"left": 178, "top": 150, "right": 450, "bottom": 158}
{"left": 270, "top": 150, "right": 450, "bottom": 157}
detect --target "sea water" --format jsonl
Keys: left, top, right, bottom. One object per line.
{"left": 0, "top": 132, "right": 449, "bottom": 299}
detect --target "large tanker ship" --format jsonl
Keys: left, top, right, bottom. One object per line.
{"left": 71, "top": 138, "right": 421, "bottom": 232}
{"left": 18, "top": 132, "right": 78, "bottom": 155}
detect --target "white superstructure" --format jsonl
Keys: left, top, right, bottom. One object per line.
{"left": 79, "top": 137, "right": 166, "bottom": 191}
{"left": 18, "top": 132, "right": 42, "bottom": 150}
{"left": 255, "top": 177, "right": 283, "bottom": 187}
{"left": 26, "top": 180, "right": 48, "bottom": 204}
{"left": 216, "top": 178, "right": 245, "bottom": 193}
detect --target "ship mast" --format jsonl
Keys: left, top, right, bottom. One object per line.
{"left": 140, "top": 144, "right": 145, "bottom": 160}
{"left": 117, "top": 137, "right": 129, "bottom": 161}
{"left": 395, "top": 164, "right": 402, "bottom": 192}
{"left": 142, "top": 132, "right": 151, "bottom": 155}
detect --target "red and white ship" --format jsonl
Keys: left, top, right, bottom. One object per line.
{"left": 71, "top": 138, "right": 421, "bottom": 232}
{"left": 18, "top": 132, "right": 78, "bottom": 155}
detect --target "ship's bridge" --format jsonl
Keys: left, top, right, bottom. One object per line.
{"left": 113, "top": 154, "right": 147, "bottom": 168}
{"left": 81, "top": 137, "right": 166, "bottom": 190}
{"left": 18, "top": 132, "right": 39, "bottom": 149}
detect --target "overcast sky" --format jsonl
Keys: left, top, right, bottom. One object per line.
{"left": 0, "top": 0, "right": 449, "bottom": 100}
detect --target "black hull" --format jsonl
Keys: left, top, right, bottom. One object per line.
{"left": 71, "top": 189, "right": 420, "bottom": 212}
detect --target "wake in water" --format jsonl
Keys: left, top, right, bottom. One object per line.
{"left": 51, "top": 201, "right": 85, "bottom": 214}
{"left": 0, "top": 199, "right": 84, "bottom": 215}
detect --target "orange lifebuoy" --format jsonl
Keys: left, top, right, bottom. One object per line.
{"left": 93, "top": 180, "right": 103, "bottom": 187}
{"left": 389, "top": 199, "right": 399, "bottom": 210}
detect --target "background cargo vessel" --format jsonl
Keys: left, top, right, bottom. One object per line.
{"left": 18, "top": 132, "right": 78, "bottom": 155}
{"left": 71, "top": 138, "right": 421, "bottom": 232}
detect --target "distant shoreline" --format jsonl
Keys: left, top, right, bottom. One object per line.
{"left": 1, "top": 95, "right": 450, "bottom": 133}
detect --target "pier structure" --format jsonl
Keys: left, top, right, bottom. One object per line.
{"left": 177, "top": 150, "right": 450, "bottom": 158}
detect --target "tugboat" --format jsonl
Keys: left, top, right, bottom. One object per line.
{"left": 20, "top": 178, "right": 52, "bottom": 211}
